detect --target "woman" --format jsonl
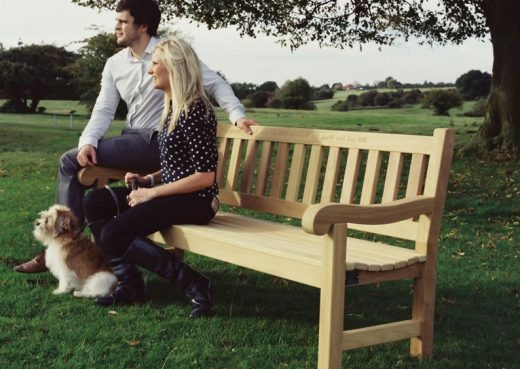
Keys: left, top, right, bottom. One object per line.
{"left": 83, "top": 37, "right": 218, "bottom": 318}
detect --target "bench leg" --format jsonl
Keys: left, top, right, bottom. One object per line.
{"left": 317, "top": 224, "right": 347, "bottom": 369}
{"left": 410, "top": 264, "right": 436, "bottom": 357}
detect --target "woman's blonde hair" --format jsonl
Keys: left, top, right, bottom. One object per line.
{"left": 153, "top": 37, "right": 211, "bottom": 132}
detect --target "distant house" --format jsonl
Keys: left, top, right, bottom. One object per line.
{"left": 344, "top": 84, "right": 355, "bottom": 90}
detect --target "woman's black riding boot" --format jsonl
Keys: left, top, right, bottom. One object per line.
{"left": 94, "top": 257, "right": 147, "bottom": 306}
{"left": 88, "top": 219, "right": 146, "bottom": 306}
{"left": 124, "top": 237, "right": 212, "bottom": 318}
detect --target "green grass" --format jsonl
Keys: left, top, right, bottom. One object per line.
{"left": 0, "top": 101, "right": 519, "bottom": 369}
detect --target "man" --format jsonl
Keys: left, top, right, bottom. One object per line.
{"left": 15, "top": 0, "right": 257, "bottom": 273}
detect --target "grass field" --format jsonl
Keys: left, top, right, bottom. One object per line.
{"left": 0, "top": 100, "right": 518, "bottom": 369}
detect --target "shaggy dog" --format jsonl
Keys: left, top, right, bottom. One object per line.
{"left": 33, "top": 205, "right": 116, "bottom": 298}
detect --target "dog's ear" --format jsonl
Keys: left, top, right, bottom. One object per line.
{"left": 54, "top": 209, "right": 72, "bottom": 237}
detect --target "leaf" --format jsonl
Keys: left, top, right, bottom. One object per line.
{"left": 126, "top": 339, "right": 141, "bottom": 347}
{"left": 108, "top": 310, "right": 118, "bottom": 316}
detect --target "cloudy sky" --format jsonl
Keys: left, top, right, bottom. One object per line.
{"left": 1, "top": 0, "right": 493, "bottom": 87}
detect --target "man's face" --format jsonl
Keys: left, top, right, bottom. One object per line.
{"left": 115, "top": 10, "right": 144, "bottom": 46}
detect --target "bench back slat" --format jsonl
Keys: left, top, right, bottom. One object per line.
{"left": 216, "top": 137, "right": 230, "bottom": 187}
{"left": 340, "top": 148, "right": 361, "bottom": 204}
{"left": 240, "top": 140, "right": 258, "bottom": 193}
{"left": 255, "top": 141, "right": 273, "bottom": 196}
{"left": 226, "top": 138, "right": 244, "bottom": 190}
{"left": 406, "top": 153, "right": 428, "bottom": 198}
{"left": 321, "top": 147, "right": 342, "bottom": 203}
{"left": 271, "top": 142, "right": 290, "bottom": 198}
{"left": 285, "top": 143, "right": 306, "bottom": 202}
{"left": 216, "top": 125, "right": 454, "bottom": 242}
{"left": 360, "top": 150, "right": 383, "bottom": 205}
{"left": 382, "top": 152, "right": 404, "bottom": 203}
{"left": 302, "top": 145, "right": 324, "bottom": 204}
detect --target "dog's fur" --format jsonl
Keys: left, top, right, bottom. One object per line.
{"left": 33, "top": 205, "right": 117, "bottom": 298}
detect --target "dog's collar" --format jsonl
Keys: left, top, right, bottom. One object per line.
{"left": 67, "top": 222, "right": 87, "bottom": 240}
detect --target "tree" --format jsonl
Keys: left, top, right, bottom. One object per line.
{"left": 313, "top": 85, "right": 335, "bottom": 100}
{"left": 423, "top": 89, "right": 463, "bottom": 116}
{"left": 74, "top": 0, "right": 520, "bottom": 157}
{"left": 69, "top": 32, "right": 127, "bottom": 118}
{"left": 385, "top": 76, "right": 399, "bottom": 90}
{"left": 374, "top": 92, "right": 391, "bottom": 107}
{"left": 248, "top": 90, "right": 272, "bottom": 108}
{"left": 257, "top": 81, "right": 278, "bottom": 92}
{"left": 359, "top": 90, "right": 378, "bottom": 107}
{"left": 0, "top": 45, "right": 77, "bottom": 113}
{"left": 276, "top": 78, "right": 315, "bottom": 110}
{"left": 455, "top": 69, "right": 492, "bottom": 100}
{"left": 230, "top": 82, "right": 257, "bottom": 100}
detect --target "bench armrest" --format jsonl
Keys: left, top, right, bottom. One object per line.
{"left": 78, "top": 167, "right": 127, "bottom": 187}
{"left": 302, "top": 196, "right": 435, "bottom": 235}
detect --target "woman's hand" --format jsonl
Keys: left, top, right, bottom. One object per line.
{"left": 127, "top": 187, "right": 156, "bottom": 207}
{"left": 124, "top": 172, "right": 148, "bottom": 188}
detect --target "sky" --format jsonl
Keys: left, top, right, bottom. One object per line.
{"left": 0, "top": 0, "right": 493, "bottom": 87}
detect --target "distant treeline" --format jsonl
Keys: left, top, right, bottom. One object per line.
{"left": 0, "top": 34, "right": 490, "bottom": 116}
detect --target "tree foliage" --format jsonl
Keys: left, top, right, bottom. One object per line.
{"left": 313, "top": 85, "right": 335, "bottom": 100}
{"left": 72, "top": 0, "right": 488, "bottom": 49}
{"left": 230, "top": 82, "right": 257, "bottom": 100}
{"left": 69, "top": 31, "right": 127, "bottom": 118}
{"left": 276, "top": 78, "right": 316, "bottom": 110}
{"left": 455, "top": 69, "right": 492, "bottom": 100}
{"left": 0, "top": 45, "right": 77, "bottom": 113}
{"left": 423, "top": 89, "right": 463, "bottom": 116}
{"left": 332, "top": 89, "right": 422, "bottom": 112}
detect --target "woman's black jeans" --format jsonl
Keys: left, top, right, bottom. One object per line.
{"left": 83, "top": 187, "right": 215, "bottom": 258}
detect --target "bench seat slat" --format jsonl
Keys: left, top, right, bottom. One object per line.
{"left": 205, "top": 217, "right": 420, "bottom": 271}
{"left": 156, "top": 212, "right": 426, "bottom": 279}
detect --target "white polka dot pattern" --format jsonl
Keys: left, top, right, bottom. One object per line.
{"left": 158, "top": 99, "right": 218, "bottom": 198}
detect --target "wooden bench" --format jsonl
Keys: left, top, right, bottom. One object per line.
{"left": 78, "top": 124, "right": 455, "bottom": 369}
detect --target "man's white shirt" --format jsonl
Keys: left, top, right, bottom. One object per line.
{"left": 78, "top": 37, "right": 245, "bottom": 149}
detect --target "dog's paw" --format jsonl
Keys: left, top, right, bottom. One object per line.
{"left": 73, "top": 290, "right": 86, "bottom": 298}
{"left": 53, "top": 288, "right": 69, "bottom": 295}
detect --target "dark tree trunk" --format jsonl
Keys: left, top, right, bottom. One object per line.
{"left": 29, "top": 98, "right": 40, "bottom": 113}
{"left": 474, "top": 0, "right": 520, "bottom": 159}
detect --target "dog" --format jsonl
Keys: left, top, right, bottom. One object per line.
{"left": 33, "top": 204, "right": 117, "bottom": 298}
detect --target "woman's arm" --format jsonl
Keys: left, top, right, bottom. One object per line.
{"left": 127, "top": 171, "right": 214, "bottom": 207}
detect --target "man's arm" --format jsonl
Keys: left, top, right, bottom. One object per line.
{"left": 200, "top": 61, "right": 257, "bottom": 134}
{"left": 78, "top": 59, "right": 121, "bottom": 151}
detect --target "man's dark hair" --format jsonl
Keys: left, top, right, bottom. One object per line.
{"left": 116, "top": 0, "right": 161, "bottom": 37}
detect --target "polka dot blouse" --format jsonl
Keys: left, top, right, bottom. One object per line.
{"left": 158, "top": 99, "right": 218, "bottom": 198}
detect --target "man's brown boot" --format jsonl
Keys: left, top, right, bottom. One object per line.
{"left": 14, "top": 251, "right": 48, "bottom": 273}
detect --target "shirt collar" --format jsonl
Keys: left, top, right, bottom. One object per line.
{"left": 145, "top": 37, "right": 161, "bottom": 55}
{"left": 125, "top": 36, "right": 161, "bottom": 61}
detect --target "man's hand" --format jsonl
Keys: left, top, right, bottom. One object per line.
{"left": 235, "top": 117, "right": 258, "bottom": 135}
{"left": 77, "top": 144, "right": 97, "bottom": 167}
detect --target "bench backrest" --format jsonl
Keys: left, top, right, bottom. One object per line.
{"left": 216, "top": 124, "right": 455, "bottom": 243}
